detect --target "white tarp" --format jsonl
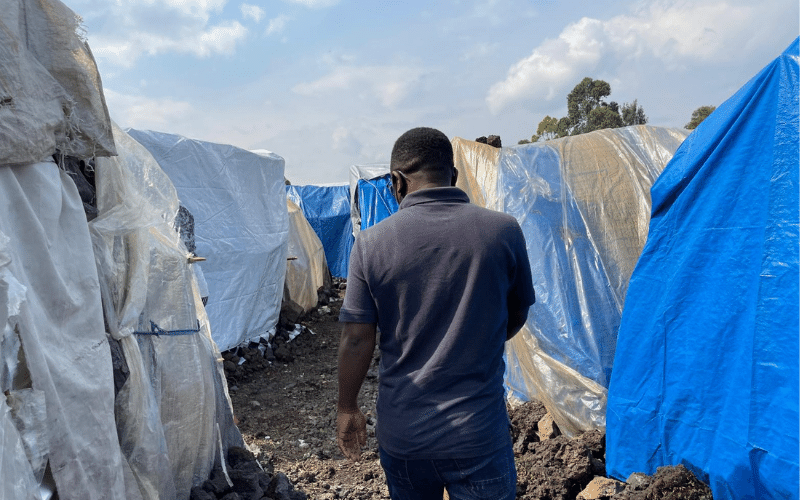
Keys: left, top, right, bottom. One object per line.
{"left": 90, "top": 123, "right": 243, "bottom": 500}
{"left": 126, "top": 130, "right": 289, "bottom": 351}
{"left": 0, "top": 0, "right": 115, "bottom": 165}
{"left": 0, "top": 161, "right": 127, "bottom": 500}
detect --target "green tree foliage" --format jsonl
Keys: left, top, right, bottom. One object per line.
{"left": 527, "top": 77, "right": 648, "bottom": 142}
{"left": 587, "top": 106, "right": 624, "bottom": 132}
{"left": 567, "top": 77, "right": 612, "bottom": 135}
{"left": 685, "top": 105, "right": 716, "bottom": 129}
{"left": 621, "top": 99, "right": 647, "bottom": 126}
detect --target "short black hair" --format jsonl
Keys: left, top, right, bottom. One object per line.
{"left": 390, "top": 127, "right": 454, "bottom": 182}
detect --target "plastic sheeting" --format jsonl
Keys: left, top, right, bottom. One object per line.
{"left": 127, "top": 130, "right": 289, "bottom": 351}
{"left": 356, "top": 176, "right": 399, "bottom": 230}
{"left": 452, "top": 126, "right": 688, "bottom": 435}
{"left": 0, "top": 161, "right": 127, "bottom": 499}
{"left": 0, "top": 0, "right": 115, "bottom": 165}
{"left": 285, "top": 198, "right": 329, "bottom": 312}
{"left": 90, "top": 123, "right": 243, "bottom": 500}
{"left": 286, "top": 184, "right": 354, "bottom": 278}
{"left": 349, "top": 164, "right": 391, "bottom": 235}
{"left": 606, "top": 39, "right": 799, "bottom": 500}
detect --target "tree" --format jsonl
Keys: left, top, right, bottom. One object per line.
{"left": 685, "top": 105, "right": 716, "bottom": 129}
{"left": 529, "top": 77, "right": 647, "bottom": 141}
{"left": 621, "top": 99, "right": 647, "bottom": 126}
{"left": 586, "top": 106, "right": 624, "bottom": 132}
{"left": 566, "top": 77, "right": 612, "bottom": 135}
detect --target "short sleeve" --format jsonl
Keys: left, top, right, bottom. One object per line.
{"left": 339, "top": 234, "right": 379, "bottom": 324}
{"left": 508, "top": 222, "right": 536, "bottom": 309}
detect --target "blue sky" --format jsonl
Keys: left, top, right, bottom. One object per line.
{"left": 67, "top": 0, "right": 798, "bottom": 184}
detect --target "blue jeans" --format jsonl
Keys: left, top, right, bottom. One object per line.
{"left": 379, "top": 445, "right": 517, "bottom": 500}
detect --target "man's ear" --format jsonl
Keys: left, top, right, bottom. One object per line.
{"left": 390, "top": 171, "right": 405, "bottom": 202}
{"left": 451, "top": 167, "right": 458, "bottom": 186}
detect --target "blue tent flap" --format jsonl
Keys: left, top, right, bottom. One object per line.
{"left": 286, "top": 184, "right": 354, "bottom": 278}
{"left": 357, "top": 175, "right": 399, "bottom": 230}
{"left": 606, "top": 38, "right": 799, "bottom": 500}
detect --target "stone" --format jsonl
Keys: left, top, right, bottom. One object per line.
{"left": 537, "top": 413, "right": 561, "bottom": 440}
{"left": 625, "top": 472, "right": 651, "bottom": 490}
{"left": 577, "top": 477, "right": 625, "bottom": 500}
{"left": 189, "top": 486, "right": 215, "bottom": 500}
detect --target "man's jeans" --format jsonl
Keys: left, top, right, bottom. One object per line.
{"left": 379, "top": 445, "right": 517, "bottom": 500}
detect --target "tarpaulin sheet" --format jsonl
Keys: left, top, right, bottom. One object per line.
{"left": 452, "top": 126, "right": 687, "bottom": 435}
{"left": 127, "top": 130, "right": 288, "bottom": 351}
{"left": 357, "top": 175, "right": 399, "bottom": 230}
{"left": 349, "top": 164, "right": 391, "bottom": 235}
{"left": 606, "top": 39, "right": 799, "bottom": 500}
{"left": 0, "top": 0, "right": 115, "bottom": 166}
{"left": 92, "top": 123, "right": 243, "bottom": 500}
{"left": 285, "top": 198, "right": 328, "bottom": 312}
{"left": 0, "top": 161, "right": 126, "bottom": 499}
{"left": 286, "top": 184, "right": 353, "bottom": 278}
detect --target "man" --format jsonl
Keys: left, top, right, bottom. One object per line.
{"left": 336, "top": 127, "right": 535, "bottom": 500}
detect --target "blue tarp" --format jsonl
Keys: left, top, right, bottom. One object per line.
{"left": 606, "top": 39, "right": 799, "bottom": 500}
{"left": 286, "top": 184, "right": 354, "bottom": 278}
{"left": 356, "top": 175, "right": 398, "bottom": 230}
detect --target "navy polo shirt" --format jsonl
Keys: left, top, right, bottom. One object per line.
{"left": 339, "top": 186, "right": 535, "bottom": 459}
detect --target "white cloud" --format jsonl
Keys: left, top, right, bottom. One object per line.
{"left": 331, "top": 126, "right": 362, "bottom": 156}
{"left": 241, "top": 4, "right": 265, "bottom": 22}
{"left": 92, "top": 21, "right": 247, "bottom": 67}
{"left": 78, "top": 1, "right": 248, "bottom": 67}
{"left": 486, "top": 1, "right": 761, "bottom": 113}
{"left": 281, "top": 0, "right": 339, "bottom": 7}
{"left": 292, "top": 64, "right": 425, "bottom": 108}
{"left": 266, "top": 15, "right": 291, "bottom": 36}
{"left": 103, "top": 89, "right": 195, "bottom": 131}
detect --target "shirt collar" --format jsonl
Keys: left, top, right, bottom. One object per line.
{"left": 399, "top": 186, "right": 470, "bottom": 209}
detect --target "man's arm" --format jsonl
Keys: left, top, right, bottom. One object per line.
{"left": 507, "top": 305, "right": 530, "bottom": 341}
{"left": 336, "top": 322, "right": 377, "bottom": 460}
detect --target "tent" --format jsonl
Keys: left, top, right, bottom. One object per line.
{"left": 286, "top": 183, "right": 354, "bottom": 278}
{"left": 348, "top": 164, "right": 397, "bottom": 234}
{"left": 127, "top": 130, "right": 289, "bottom": 351}
{"left": 606, "top": 39, "right": 799, "bottom": 500}
{"left": 285, "top": 197, "right": 329, "bottom": 312}
{"left": 452, "top": 126, "right": 688, "bottom": 435}
{"left": 91, "top": 123, "right": 243, "bottom": 500}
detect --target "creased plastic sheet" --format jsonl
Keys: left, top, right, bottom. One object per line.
{"left": 286, "top": 184, "right": 354, "bottom": 278}
{"left": 349, "top": 164, "right": 390, "bottom": 235}
{"left": 127, "top": 130, "right": 289, "bottom": 351}
{"left": 285, "top": 198, "right": 328, "bottom": 312}
{"left": 607, "top": 39, "right": 799, "bottom": 500}
{"left": 90, "top": 123, "right": 243, "bottom": 500}
{"left": 0, "top": 161, "right": 126, "bottom": 499}
{"left": 0, "top": 230, "right": 40, "bottom": 500}
{"left": 0, "top": 0, "right": 115, "bottom": 165}
{"left": 451, "top": 126, "right": 687, "bottom": 435}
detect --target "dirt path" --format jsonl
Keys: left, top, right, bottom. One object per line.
{"left": 222, "top": 284, "right": 713, "bottom": 500}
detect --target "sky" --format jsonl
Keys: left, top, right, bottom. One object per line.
{"left": 66, "top": 0, "right": 798, "bottom": 185}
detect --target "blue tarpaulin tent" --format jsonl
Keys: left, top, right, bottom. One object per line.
{"left": 356, "top": 175, "right": 398, "bottom": 230}
{"left": 286, "top": 184, "right": 354, "bottom": 278}
{"left": 606, "top": 39, "right": 799, "bottom": 500}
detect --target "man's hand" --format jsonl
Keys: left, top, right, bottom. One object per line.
{"left": 336, "top": 408, "right": 367, "bottom": 461}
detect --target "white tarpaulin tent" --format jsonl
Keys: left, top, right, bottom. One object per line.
{"left": 127, "top": 131, "right": 289, "bottom": 351}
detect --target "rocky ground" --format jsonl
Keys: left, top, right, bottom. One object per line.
{"left": 215, "top": 279, "right": 713, "bottom": 500}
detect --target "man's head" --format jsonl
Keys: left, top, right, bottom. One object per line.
{"left": 390, "top": 127, "right": 457, "bottom": 202}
